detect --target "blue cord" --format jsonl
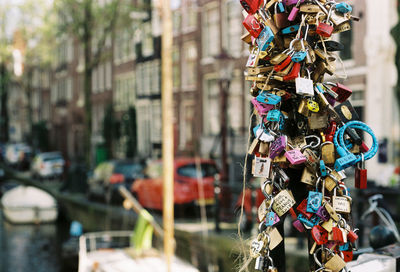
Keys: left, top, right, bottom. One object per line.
{"left": 333, "top": 121, "right": 378, "bottom": 164}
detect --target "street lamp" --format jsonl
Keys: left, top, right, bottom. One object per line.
{"left": 213, "top": 49, "right": 235, "bottom": 220}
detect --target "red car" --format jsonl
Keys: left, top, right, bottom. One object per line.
{"left": 131, "top": 158, "right": 220, "bottom": 210}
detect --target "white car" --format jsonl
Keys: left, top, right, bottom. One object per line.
{"left": 31, "top": 152, "right": 65, "bottom": 179}
{"left": 5, "top": 143, "right": 31, "bottom": 166}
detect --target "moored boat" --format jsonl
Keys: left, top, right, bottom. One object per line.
{"left": 0, "top": 185, "right": 58, "bottom": 224}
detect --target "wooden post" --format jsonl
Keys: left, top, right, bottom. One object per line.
{"left": 161, "top": 0, "right": 174, "bottom": 270}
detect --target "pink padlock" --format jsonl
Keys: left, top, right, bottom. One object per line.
{"left": 293, "top": 220, "right": 305, "bottom": 233}
{"left": 288, "top": 0, "right": 302, "bottom": 21}
{"left": 285, "top": 0, "right": 304, "bottom": 6}
{"left": 251, "top": 98, "right": 274, "bottom": 116}
{"left": 285, "top": 149, "right": 306, "bottom": 165}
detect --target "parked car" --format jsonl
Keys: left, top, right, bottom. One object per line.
{"left": 5, "top": 143, "right": 33, "bottom": 170}
{"left": 87, "top": 159, "right": 145, "bottom": 204}
{"left": 31, "top": 152, "right": 65, "bottom": 179}
{"left": 131, "top": 158, "right": 220, "bottom": 211}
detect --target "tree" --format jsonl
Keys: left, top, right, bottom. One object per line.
{"left": 53, "top": 0, "right": 142, "bottom": 166}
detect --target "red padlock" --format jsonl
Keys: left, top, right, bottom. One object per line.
{"left": 331, "top": 227, "right": 345, "bottom": 245}
{"left": 347, "top": 230, "right": 359, "bottom": 243}
{"left": 274, "top": 56, "right": 292, "bottom": 72}
{"left": 355, "top": 154, "right": 367, "bottom": 189}
{"left": 331, "top": 83, "right": 353, "bottom": 103}
{"left": 316, "top": 22, "right": 334, "bottom": 37}
{"left": 296, "top": 198, "right": 314, "bottom": 219}
{"left": 243, "top": 14, "right": 263, "bottom": 38}
{"left": 342, "top": 250, "right": 354, "bottom": 262}
{"left": 283, "top": 62, "right": 301, "bottom": 81}
{"left": 240, "top": 0, "right": 262, "bottom": 15}
{"left": 311, "top": 225, "right": 329, "bottom": 245}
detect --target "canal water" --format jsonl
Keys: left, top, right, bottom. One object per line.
{"left": 0, "top": 211, "right": 73, "bottom": 272}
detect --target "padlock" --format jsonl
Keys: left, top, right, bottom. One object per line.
{"left": 307, "top": 178, "right": 323, "bottom": 213}
{"left": 283, "top": 62, "right": 301, "bottom": 81}
{"left": 331, "top": 226, "right": 345, "bottom": 245}
{"left": 267, "top": 109, "right": 283, "bottom": 122}
{"left": 335, "top": 2, "right": 352, "bottom": 14}
{"left": 246, "top": 47, "right": 260, "bottom": 67}
{"left": 298, "top": 213, "right": 316, "bottom": 229}
{"left": 281, "top": 24, "right": 300, "bottom": 34}
{"left": 302, "top": 148, "right": 319, "bottom": 171}
{"left": 319, "top": 160, "right": 327, "bottom": 177}
{"left": 324, "top": 202, "right": 339, "bottom": 222}
{"left": 324, "top": 252, "right": 347, "bottom": 272}
{"left": 301, "top": 167, "right": 317, "bottom": 185}
{"left": 355, "top": 153, "right": 367, "bottom": 189}
{"left": 257, "top": 9, "right": 280, "bottom": 35}
{"left": 288, "top": 0, "right": 302, "bottom": 21}
{"left": 273, "top": 2, "right": 290, "bottom": 29}
{"left": 322, "top": 218, "right": 334, "bottom": 232}
{"left": 307, "top": 98, "right": 320, "bottom": 113}
{"left": 321, "top": 141, "right": 336, "bottom": 164}
{"left": 329, "top": 82, "right": 353, "bottom": 103}
{"left": 250, "top": 233, "right": 266, "bottom": 258}
{"left": 256, "top": 92, "right": 281, "bottom": 105}
{"left": 311, "top": 225, "right": 329, "bottom": 245}
{"left": 240, "top": 0, "right": 262, "bottom": 15}
{"left": 259, "top": 141, "right": 270, "bottom": 155}
{"left": 269, "top": 135, "right": 287, "bottom": 159}
{"left": 285, "top": 146, "right": 306, "bottom": 165}
{"left": 316, "top": 6, "right": 334, "bottom": 37}
{"left": 325, "top": 173, "right": 338, "bottom": 192}
{"left": 293, "top": 219, "right": 306, "bottom": 232}
{"left": 332, "top": 187, "right": 351, "bottom": 213}
{"left": 252, "top": 97, "right": 274, "bottom": 115}
{"left": 295, "top": 69, "right": 314, "bottom": 96}
{"left": 265, "top": 255, "right": 278, "bottom": 272}
{"left": 285, "top": 0, "right": 304, "bottom": 5}
{"left": 254, "top": 255, "right": 265, "bottom": 271}
{"left": 298, "top": 99, "right": 310, "bottom": 116}
{"left": 296, "top": 198, "right": 314, "bottom": 219}
{"left": 256, "top": 26, "right": 275, "bottom": 51}
{"left": 265, "top": 227, "right": 284, "bottom": 250}
{"left": 248, "top": 138, "right": 259, "bottom": 155}
{"left": 265, "top": 211, "right": 280, "bottom": 226}
{"left": 272, "top": 189, "right": 296, "bottom": 217}
{"left": 253, "top": 156, "right": 272, "bottom": 178}
{"left": 243, "top": 14, "right": 263, "bottom": 38}
{"left": 342, "top": 250, "right": 354, "bottom": 262}
{"left": 253, "top": 124, "right": 274, "bottom": 142}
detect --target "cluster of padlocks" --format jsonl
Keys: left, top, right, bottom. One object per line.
{"left": 239, "top": 0, "right": 379, "bottom": 271}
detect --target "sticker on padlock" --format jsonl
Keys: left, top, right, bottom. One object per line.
{"left": 256, "top": 26, "right": 275, "bottom": 51}
{"left": 253, "top": 156, "right": 272, "bottom": 178}
{"left": 332, "top": 188, "right": 351, "bottom": 213}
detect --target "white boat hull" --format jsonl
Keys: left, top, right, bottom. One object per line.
{"left": 2, "top": 205, "right": 58, "bottom": 224}
{"left": 1, "top": 186, "right": 58, "bottom": 224}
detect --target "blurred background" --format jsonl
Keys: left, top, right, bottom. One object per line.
{"left": 0, "top": 0, "right": 400, "bottom": 271}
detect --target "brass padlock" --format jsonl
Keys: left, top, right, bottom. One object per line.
{"left": 264, "top": 227, "right": 283, "bottom": 250}
{"left": 332, "top": 188, "right": 351, "bottom": 213}
{"left": 308, "top": 112, "right": 329, "bottom": 130}
{"left": 324, "top": 175, "right": 337, "bottom": 192}
{"left": 324, "top": 202, "right": 339, "bottom": 222}
{"left": 248, "top": 138, "right": 260, "bottom": 155}
{"left": 321, "top": 218, "right": 334, "bottom": 232}
{"left": 298, "top": 99, "right": 310, "bottom": 116}
{"left": 321, "top": 141, "right": 335, "bottom": 164}
{"left": 272, "top": 189, "right": 296, "bottom": 217}
{"left": 325, "top": 253, "right": 347, "bottom": 272}
{"left": 259, "top": 141, "right": 270, "bottom": 155}
{"left": 303, "top": 148, "right": 319, "bottom": 171}
{"left": 301, "top": 167, "right": 317, "bottom": 186}
{"left": 334, "top": 21, "right": 351, "bottom": 34}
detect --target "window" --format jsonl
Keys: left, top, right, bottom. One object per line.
{"left": 142, "top": 22, "right": 154, "bottom": 57}
{"left": 151, "top": 100, "right": 162, "bottom": 143}
{"left": 182, "top": 1, "right": 197, "bottom": 32}
{"left": 225, "top": 0, "right": 242, "bottom": 57}
{"left": 151, "top": 60, "right": 161, "bottom": 95}
{"left": 182, "top": 42, "right": 197, "bottom": 88}
{"left": 202, "top": 5, "right": 220, "bottom": 58}
{"left": 114, "top": 27, "right": 136, "bottom": 64}
{"left": 105, "top": 61, "right": 112, "bottom": 90}
{"left": 228, "top": 75, "right": 243, "bottom": 133}
{"left": 114, "top": 73, "right": 135, "bottom": 111}
{"left": 179, "top": 100, "right": 195, "bottom": 149}
{"left": 203, "top": 77, "right": 220, "bottom": 135}
{"left": 177, "top": 163, "right": 218, "bottom": 178}
{"left": 173, "top": 9, "right": 181, "bottom": 34}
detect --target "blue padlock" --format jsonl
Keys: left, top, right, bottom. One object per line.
{"left": 267, "top": 109, "right": 282, "bottom": 122}
{"left": 307, "top": 191, "right": 323, "bottom": 213}
{"left": 334, "top": 153, "right": 357, "bottom": 171}
{"left": 256, "top": 26, "right": 275, "bottom": 51}
{"left": 339, "top": 243, "right": 350, "bottom": 251}
{"left": 265, "top": 211, "right": 280, "bottom": 227}
{"left": 277, "top": 1, "right": 285, "bottom": 12}
{"left": 319, "top": 160, "right": 327, "bottom": 177}
{"left": 292, "top": 51, "right": 307, "bottom": 63}
{"left": 298, "top": 214, "right": 315, "bottom": 228}
{"left": 281, "top": 24, "right": 300, "bottom": 34}
{"left": 256, "top": 92, "right": 281, "bottom": 105}
{"left": 335, "top": 3, "right": 352, "bottom": 13}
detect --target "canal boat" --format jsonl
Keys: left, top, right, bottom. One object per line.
{"left": 0, "top": 185, "right": 58, "bottom": 224}
{"left": 78, "top": 230, "right": 199, "bottom": 272}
